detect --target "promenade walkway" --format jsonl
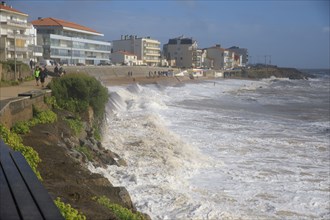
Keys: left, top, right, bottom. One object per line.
{"left": 0, "top": 77, "right": 51, "bottom": 101}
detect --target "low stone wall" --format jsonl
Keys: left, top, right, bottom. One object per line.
{"left": 0, "top": 90, "right": 51, "bottom": 129}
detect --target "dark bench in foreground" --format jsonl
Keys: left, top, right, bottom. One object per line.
{"left": 0, "top": 140, "right": 64, "bottom": 220}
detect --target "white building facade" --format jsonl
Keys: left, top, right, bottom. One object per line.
{"left": 110, "top": 51, "right": 137, "bottom": 66}
{"left": 31, "top": 17, "right": 110, "bottom": 65}
{"left": 0, "top": 2, "right": 31, "bottom": 63}
{"left": 112, "top": 35, "right": 161, "bottom": 66}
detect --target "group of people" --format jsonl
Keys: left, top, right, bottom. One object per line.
{"left": 54, "top": 65, "right": 66, "bottom": 77}
{"left": 33, "top": 66, "right": 48, "bottom": 87}
{"left": 33, "top": 64, "right": 66, "bottom": 87}
{"left": 148, "top": 70, "right": 170, "bottom": 78}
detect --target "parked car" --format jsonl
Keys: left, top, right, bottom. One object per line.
{"left": 97, "top": 62, "right": 113, "bottom": 66}
{"left": 38, "top": 59, "right": 54, "bottom": 66}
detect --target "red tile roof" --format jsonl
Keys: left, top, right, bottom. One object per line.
{"left": 31, "top": 17, "right": 101, "bottom": 35}
{"left": 0, "top": 4, "right": 27, "bottom": 16}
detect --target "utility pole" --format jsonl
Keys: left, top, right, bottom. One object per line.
{"left": 71, "top": 36, "right": 73, "bottom": 65}
{"left": 264, "top": 55, "right": 272, "bottom": 66}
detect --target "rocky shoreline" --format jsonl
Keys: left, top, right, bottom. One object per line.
{"left": 242, "top": 66, "right": 315, "bottom": 79}
{"left": 21, "top": 108, "right": 149, "bottom": 219}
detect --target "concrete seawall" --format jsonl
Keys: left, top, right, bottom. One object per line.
{"left": 61, "top": 66, "right": 177, "bottom": 79}
{"left": 52, "top": 66, "right": 218, "bottom": 80}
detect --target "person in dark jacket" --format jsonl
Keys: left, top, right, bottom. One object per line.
{"left": 54, "top": 65, "right": 59, "bottom": 76}
{"left": 40, "top": 67, "right": 48, "bottom": 87}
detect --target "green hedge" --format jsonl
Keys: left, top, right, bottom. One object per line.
{"left": 48, "top": 73, "right": 109, "bottom": 119}
{"left": 12, "top": 109, "right": 57, "bottom": 134}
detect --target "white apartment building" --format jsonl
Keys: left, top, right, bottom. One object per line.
{"left": 163, "top": 36, "right": 201, "bottom": 69}
{"left": 110, "top": 51, "right": 137, "bottom": 66}
{"left": 0, "top": 2, "right": 33, "bottom": 63}
{"left": 111, "top": 35, "right": 161, "bottom": 66}
{"left": 31, "top": 17, "right": 110, "bottom": 65}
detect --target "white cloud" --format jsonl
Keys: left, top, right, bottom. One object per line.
{"left": 322, "top": 26, "right": 330, "bottom": 33}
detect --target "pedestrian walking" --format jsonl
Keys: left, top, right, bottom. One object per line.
{"left": 40, "top": 67, "right": 48, "bottom": 87}
{"left": 34, "top": 66, "right": 40, "bottom": 86}
{"left": 54, "top": 65, "right": 59, "bottom": 76}
{"left": 29, "top": 59, "right": 33, "bottom": 69}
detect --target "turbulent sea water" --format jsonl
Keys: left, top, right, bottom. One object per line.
{"left": 89, "top": 69, "right": 330, "bottom": 220}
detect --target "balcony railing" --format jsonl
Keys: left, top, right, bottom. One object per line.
{"left": 7, "top": 46, "right": 29, "bottom": 52}
{"left": 7, "top": 33, "right": 30, "bottom": 39}
{"left": 6, "top": 20, "right": 29, "bottom": 28}
{"left": 144, "top": 46, "right": 161, "bottom": 50}
{"left": 28, "top": 45, "right": 43, "bottom": 53}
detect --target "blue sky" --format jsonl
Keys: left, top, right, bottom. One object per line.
{"left": 7, "top": 0, "right": 330, "bottom": 69}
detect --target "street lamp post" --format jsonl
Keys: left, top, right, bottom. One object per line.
{"left": 14, "top": 30, "right": 17, "bottom": 78}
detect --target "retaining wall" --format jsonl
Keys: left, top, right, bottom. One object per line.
{"left": 0, "top": 90, "right": 51, "bottom": 129}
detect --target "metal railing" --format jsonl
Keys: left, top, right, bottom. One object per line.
{"left": 6, "top": 33, "right": 30, "bottom": 39}
{"left": 6, "top": 20, "right": 29, "bottom": 28}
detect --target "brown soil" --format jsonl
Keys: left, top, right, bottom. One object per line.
{"left": 21, "top": 109, "right": 137, "bottom": 220}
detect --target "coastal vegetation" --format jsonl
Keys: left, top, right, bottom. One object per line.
{"left": 0, "top": 60, "right": 31, "bottom": 85}
{"left": 0, "top": 60, "right": 30, "bottom": 75}
{"left": 0, "top": 123, "right": 42, "bottom": 180}
{"left": 0, "top": 106, "right": 56, "bottom": 181}
{"left": 48, "top": 73, "right": 109, "bottom": 119}
{"left": 63, "top": 117, "right": 83, "bottom": 135}
{"left": 54, "top": 197, "right": 86, "bottom": 220}
{"left": 0, "top": 107, "right": 86, "bottom": 219}
{"left": 93, "top": 196, "right": 145, "bottom": 220}
{"left": 12, "top": 107, "right": 57, "bottom": 134}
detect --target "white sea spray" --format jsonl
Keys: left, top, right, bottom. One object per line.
{"left": 89, "top": 75, "right": 330, "bottom": 220}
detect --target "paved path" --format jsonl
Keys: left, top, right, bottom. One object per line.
{"left": 0, "top": 77, "right": 51, "bottom": 101}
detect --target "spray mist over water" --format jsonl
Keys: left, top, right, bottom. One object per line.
{"left": 89, "top": 77, "right": 330, "bottom": 220}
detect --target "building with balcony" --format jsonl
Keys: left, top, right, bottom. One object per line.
{"left": 163, "top": 36, "right": 202, "bottom": 69}
{"left": 0, "top": 2, "right": 31, "bottom": 63}
{"left": 31, "top": 17, "right": 110, "bottom": 65}
{"left": 111, "top": 35, "right": 161, "bottom": 66}
{"left": 226, "top": 46, "right": 248, "bottom": 67}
